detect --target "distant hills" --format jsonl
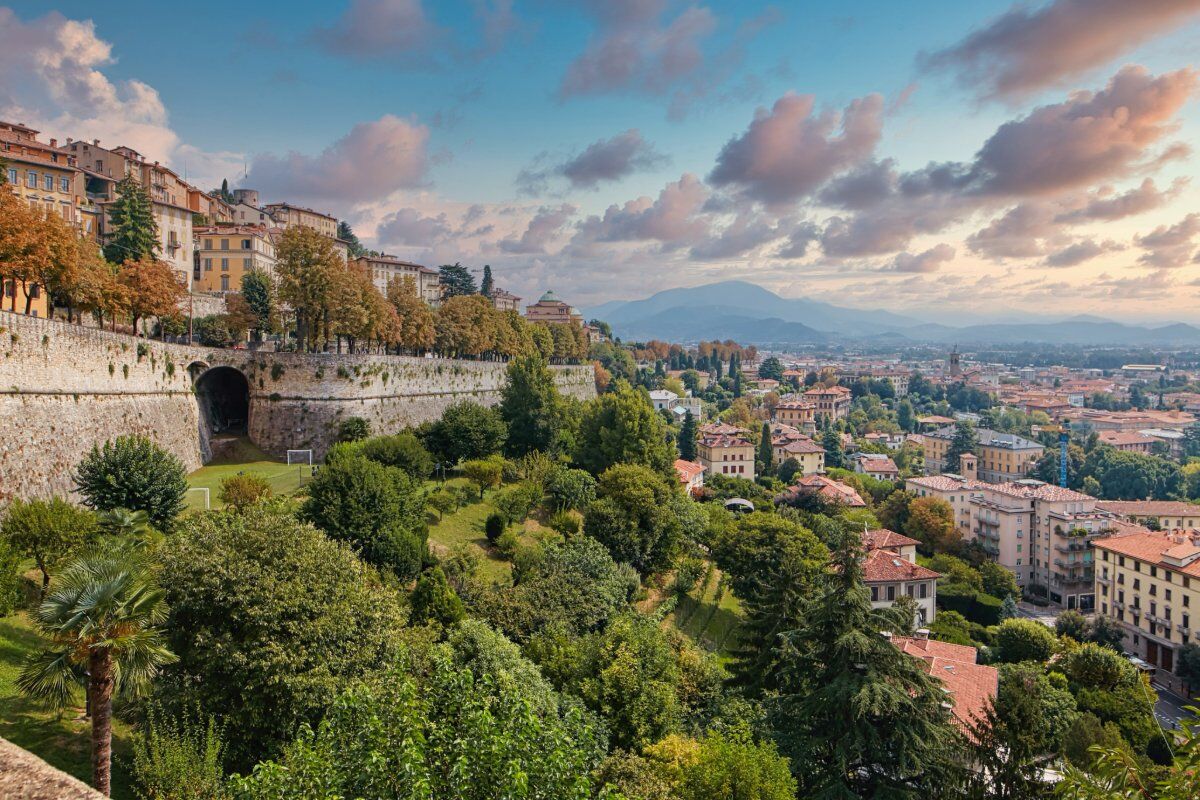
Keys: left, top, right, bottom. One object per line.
{"left": 585, "top": 280, "right": 1200, "bottom": 347}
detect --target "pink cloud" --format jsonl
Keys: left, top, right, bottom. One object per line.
{"left": 887, "top": 244, "right": 956, "bottom": 273}
{"left": 1135, "top": 213, "right": 1200, "bottom": 268}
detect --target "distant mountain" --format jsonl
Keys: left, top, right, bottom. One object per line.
{"left": 585, "top": 280, "right": 1200, "bottom": 346}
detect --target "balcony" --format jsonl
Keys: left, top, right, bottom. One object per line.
{"left": 1096, "top": 576, "right": 1111, "bottom": 586}
{"left": 1113, "top": 600, "right": 1125, "bottom": 610}
{"left": 1130, "top": 605, "right": 1142, "bottom": 617}
{"left": 1177, "top": 624, "right": 1190, "bottom": 636}
{"left": 981, "top": 542, "right": 1000, "bottom": 556}
{"left": 1148, "top": 614, "right": 1171, "bottom": 627}
{"left": 1055, "top": 540, "right": 1089, "bottom": 553}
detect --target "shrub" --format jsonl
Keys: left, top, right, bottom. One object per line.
{"left": 496, "top": 530, "right": 521, "bottom": 559}
{"left": 485, "top": 512, "right": 507, "bottom": 544}
{"left": 548, "top": 510, "right": 581, "bottom": 536}
{"left": 358, "top": 433, "right": 434, "bottom": 479}
{"left": 544, "top": 466, "right": 598, "bottom": 511}
{"left": 218, "top": 473, "right": 272, "bottom": 510}
{"left": 131, "top": 704, "right": 227, "bottom": 800}
{"left": 491, "top": 482, "right": 542, "bottom": 526}
{"left": 0, "top": 497, "right": 98, "bottom": 596}
{"left": 993, "top": 618, "right": 1058, "bottom": 663}
{"left": 74, "top": 435, "right": 188, "bottom": 531}
{"left": 410, "top": 567, "right": 465, "bottom": 627}
{"left": 337, "top": 416, "right": 371, "bottom": 442}
{"left": 671, "top": 557, "right": 705, "bottom": 597}
{"left": 463, "top": 456, "right": 504, "bottom": 500}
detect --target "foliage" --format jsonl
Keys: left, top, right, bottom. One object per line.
{"left": 423, "top": 401, "right": 507, "bottom": 464}
{"left": 302, "top": 456, "right": 427, "bottom": 580}
{"left": 877, "top": 489, "right": 915, "bottom": 534}
{"left": 1, "top": 497, "right": 98, "bottom": 595}
{"left": 993, "top": 618, "right": 1058, "bottom": 663}
{"left": 584, "top": 464, "right": 683, "bottom": 574}
{"left": 218, "top": 473, "right": 272, "bottom": 511}
{"left": 1061, "top": 643, "right": 1138, "bottom": 690}
{"left": 544, "top": 465, "right": 598, "bottom": 511}
{"left": 575, "top": 381, "right": 676, "bottom": 476}
{"left": 104, "top": 176, "right": 159, "bottom": 264}
{"left": 1056, "top": 610, "right": 1089, "bottom": 641}
{"left": 438, "top": 262, "right": 477, "bottom": 296}
{"left": 646, "top": 727, "right": 797, "bottom": 800}
{"left": 155, "top": 503, "right": 405, "bottom": 769}
{"left": 358, "top": 432, "right": 434, "bottom": 479}
{"left": 980, "top": 559, "right": 1021, "bottom": 600}
{"left": 549, "top": 510, "right": 582, "bottom": 535}
{"left": 241, "top": 268, "right": 275, "bottom": 337}
{"left": 119, "top": 256, "right": 184, "bottom": 333}
{"left": 904, "top": 495, "right": 960, "bottom": 553}
{"left": 230, "top": 654, "right": 612, "bottom": 800}
{"left": 484, "top": 512, "right": 507, "bottom": 544}
{"left": 74, "top": 435, "right": 188, "bottom": 531}
{"left": 678, "top": 410, "right": 698, "bottom": 462}
{"left": 336, "top": 416, "right": 371, "bottom": 443}
{"left": 410, "top": 567, "right": 466, "bottom": 627}
{"left": 131, "top": 704, "right": 227, "bottom": 800}
{"left": 1061, "top": 713, "right": 1129, "bottom": 770}
{"left": 944, "top": 421, "right": 979, "bottom": 474}
{"left": 671, "top": 557, "right": 705, "bottom": 597}
{"left": 462, "top": 455, "right": 505, "bottom": 499}
{"left": 491, "top": 482, "right": 543, "bottom": 526}
{"left": 500, "top": 355, "right": 566, "bottom": 456}
{"left": 775, "top": 457, "right": 802, "bottom": 485}
{"left": 821, "top": 428, "right": 844, "bottom": 469}
{"left": 1086, "top": 615, "right": 1126, "bottom": 650}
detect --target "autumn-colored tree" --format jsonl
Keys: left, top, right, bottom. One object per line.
{"left": 904, "top": 495, "right": 961, "bottom": 554}
{"left": 275, "top": 227, "right": 342, "bottom": 351}
{"left": 386, "top": 276, "right": 435, "bottom": 353}
{"left": 118, "top": 257, "right": 184, "bottom": 335}
{"left": 435, "top": 294, "right": 497, "bottom": 357}
{"left": 0, "top": 189, "right": 54, "bottom": 314}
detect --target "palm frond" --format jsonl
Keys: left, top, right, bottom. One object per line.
{"left": 16, "top": 647, "right": 82, "bottom": 709}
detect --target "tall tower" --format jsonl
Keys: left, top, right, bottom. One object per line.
{"left": 948, "top": 345, "right": 961, "bottom": 379}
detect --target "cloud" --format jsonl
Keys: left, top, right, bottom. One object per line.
{"left": 244, "top": 115, "right": 431, "bottom": 207}
{"left": 517, "top": 129, "right": 667, "bottom": 194}
{"left": 572, "top": 173, "right": 710, "bottom": 250}
{"left": 376, "top": 208, "right": 452, "bottom": 247}
{"left": 777, "top": 221, "right": 822, "bottom": 259}
{"left": 558, "top": 0, "right": 717, "bottom": 99}
{"left": 1055, "top": 177, "right": 1187, "bottom": 222}
{"left": 314, "top": 0, "right": 444, "bottom": 60}
{"left": 709, "top": 91, "right": 884, "bottom": 207}
{"left": 1043, "top": 239, "right": 1124, "bottom": 267}
{"left": 920, "top": 0, "right": 1200, "bottom": 101}
{"left": 967, "top": 201, "right": 1060, "bottom": 259}
{"left": 817, "top": 159, "right": 897, "bottom": 210}
{"left": 1135, "top": 213, "right": 1200, "bottom": 267}
{"left": 500, "top": 204, "right": 577, "bottom": 254}
{"left": 689, "top": 212, "right": 792, "bottom": 261}
{"left": 887, "top": 244, "right": 956, "bottom": 273}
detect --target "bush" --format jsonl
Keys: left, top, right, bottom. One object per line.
{"left": 936, "top": 584, "right": 1003, "bottom": 626}
{"left": 0, "top": 536, "right": 21, "bottom": 616}
{"left": 544, "top": 466, "right": 598, "bottom": 511}
{"left": 485, "top": 512, "right": 507, "bottom": 544}
{"left": 993, "top": 618, "right": 1058, "bottom": 663}
{"left": 671, "top": 557, "right": 705, "bottom": 597}
{"left": 337, "top": 416, "right": 371, "bottom": 443}
{"left": 496, "top": 529, "right": 521, "bottom": 559}
{"left": 358, "top": 433, "right": 434, "bottom": 479}
{"left": 491, "top": 482, "right": 542, "bottom": 526}
{"left": 131, "top": 704, "right": 227, "bottom": 800}
{"left": 218, "top": 473, "right": 272, "bottom": 510}
{"left": 74, "top": 435, "right": 188, "bottom": 531}
{"left": 410, "top": 567, "right": 465, "bottom": 627}
{"left": 0, "top": 497, "right": 98, "bottom": 596}
{"left": 548, "top": 510, "right": 581, "bottom": 536}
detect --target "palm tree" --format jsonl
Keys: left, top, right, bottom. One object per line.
{"left": 17, "top": 546, "right": 175, "bottom": 796}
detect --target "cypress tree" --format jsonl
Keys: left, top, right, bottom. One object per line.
{"left": 821, "top": 428, "right": 844, "bottom": 469}
{"left": 758, "top": 421, "right": 774, "bottom": 475}
{"left": 678, "top": 410, "right": 698, "bottom": 462}
{"left": 944, "top": 421, "right": 979, "bottom": 475}
{"left": 480, "top": 264, "right": 494, "bottom": 297}
{"left": 104, "top": 176, "right": 159, "bottom": 265}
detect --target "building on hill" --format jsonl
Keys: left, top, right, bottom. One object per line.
{"left": 851, "top": 452, "right": 899, "bottom": 480}
{"left": 697, "top": 430, "right": 755, "bottom": 481}
{"left": 355, "top": 255, "right": 442, "bottom": 306}
{"left": 262, "top": 202, "right": 339, "bottom": 239}
{"left": 803, "top": 385, "right": 852, "bottom": 421}
{"left": 1095, "top": 501, "right": 1200, "bottom": 531}
{"left": 1093, "top": 527, "right": 1200, "bottom": 693}
{"left": 771, "top": 424, "right": 824, "bottom": 475}
{"left": 863, "top": 528, "right": 939, "bottom": 625}
{"left": 674, "top": 459, "right": 706, "bottom": 496}
{"left": 1096, "top": 430, "right": 1157, "bottom": 454}
{"left": 525, "top": 290, "right": 584, "bottom": 326}
{"left": 783, "top": 474, "right": 867, "bottom": 507}
{"left": 889, "top": 633, "right": 998, "bottom": 736}
{"left": 193, "top": 225, "right": 276, "bottom": 293}
{"left": 490, "top": 288, "right": 521, "bottom": 312}
{"left": 923, "top": 425, "right": 1044, "bottom": 484}
{"left": 906, "top": 474, "right": 985, "bottom": 535}
{"left": 649, "top": 389, "right": 702, "bottom": 420}
{"left": 773, "top": 399, "right": 817, "bottom": 431}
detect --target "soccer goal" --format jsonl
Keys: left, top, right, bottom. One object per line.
{"left": 287, "top": 449, "right": 313, "bottom": 466}
{"left": 186, "top": 487, "right": 211, "bottom": 511}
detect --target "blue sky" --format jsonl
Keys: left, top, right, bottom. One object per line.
{"left": 4, "top": 1, "right": 1200, "bottom": 322}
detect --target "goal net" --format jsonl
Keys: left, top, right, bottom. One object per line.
{"left": 286, "top": 449, "right": 313, "bottom": 466}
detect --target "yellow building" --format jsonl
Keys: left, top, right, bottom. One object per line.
{"left": 1096, "top": 501, "right": 1200, "bottom": 531}
{"left": 263, "top": 203, "right": 339, "bottom": 238}
{"left": 490, "top": 289, "right": 521, "bottom": 312}
{"left": 194, "top": 226, "right": 276, "bottom": 293}
{"left": 802, "top": 385, "right": 852, "bottom": 421}
{"left": 525, "top": 290, "right": 583, "bottom": 325}
{"left": 774, "top": 400, "right": 816, "bottom": 430}
{"left": 923, "top": 425, "right": 1044, "bottom": 483}
{"left": 697, "top": 431, "right": 755, "bottom": 481}
{"left": 356, "top": 255, "right": 442, "bottom": 306}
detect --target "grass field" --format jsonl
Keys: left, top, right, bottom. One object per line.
{"left": 663, "top": 565, "right": 744, "bottom": 661}
{"left": 184, "top": 438, "right": 312, "bottom": 511}
{"left": 0, "top": 612, "right": 135, "bottom": 799}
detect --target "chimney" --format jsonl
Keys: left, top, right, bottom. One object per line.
{"left": 66, "top": 137, "right": 73, "bottom": 144}
{"left": 49, "top": 138, "right": 56, "bottom": 148}
{"left": 93, "top": 139, "right": 100, "bottom": 146}
{"left": 914, "top": 628, "right": 930, "bottom": 648}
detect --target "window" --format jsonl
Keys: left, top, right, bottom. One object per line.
{"left": 243, "top": 258, "right": 251, "bottom": 268}
{"left": 919, "top": 582, "right": 928, "bottom": 599}
{"left": 886, "top": 585, "right": 896, "bottom": 601}
{"left": 220, "top": 275, "right": 229, "bottom": 291}
{"left": 43, "top": 174, "right": 53, "bottom": 191}
{"left": 6, "top": 168, "right": 15, "bottom": 184}
{"left": 203, "top": 258, "right": 212, "bottom": 271}
{"left": 870, "top": 586, "right": 878, "bottom": 602}
{"left": 220, "top": 258, "right": 229, "bottom": 271}
{"left": 59, "top": 177, "right": 69, "bottom": 192}
{"left": 25, "top": 170, "right": 36, "bottom": 188}
{"left": 204, "top": 238, "right": 213, "bottom": 249}
{"left": 241, "top": 239, "right": 251, "bottom": 249}
{"left": 906, "top": 584, "right": 915, "bottom": 597}
{"left": 220, "top": 239, "right": 229, "bottom": 250}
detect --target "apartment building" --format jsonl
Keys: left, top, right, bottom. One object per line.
{"left": 773, "top": 400, "right": 817, "bottom": 431}
{"left": 648, "top": 389, "right": 703, "bottom": 421}
{"left": 355, "top": 255, "right": 442, "bottom": 306}
{"left": 525, "top": 290, "right": 584, "bottom": 326}
{"left": 771, "top": 424, "right": 825, "bottom": 476}
{"left": 1096, "top": 431, "right": 1157, "bottom": 454}
{"left": 1094, "top": 528, "right": 1200, "bottom": 688}
{"left": 863, "top": 529, "right": 939, "bottom": 625}
{"left": 840, "top": 367, "right": 910, "bottom": 396}
{"left": 697, "top": 431, "right": 755, "bottom": 481}
{"left": 490, "top": 289, "right": 521, "bottom": 312}
{"left": 1096, "top": 501, "right": 1200, "bottom": 531}
{"left": 193, "top": 226, "right": 276, "bottom": 293}
{"left": 263, "top": 202, "right": 339, "bottom": 239}
{"left": 923, "top": 425, "right": 1044, "bottom": 483}
{"left": 906, "top": 474, "right": 984, "bottom": 535}
{"left": 803, "top": 385, "right": 852, "bottom": 421}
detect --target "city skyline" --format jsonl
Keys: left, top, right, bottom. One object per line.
{"left": 3, "top": 0, "right": 1200, "bottom": 320}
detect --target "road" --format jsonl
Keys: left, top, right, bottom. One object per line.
{"left": 1152, "top": 683, "right": 1194, "bottom": 730}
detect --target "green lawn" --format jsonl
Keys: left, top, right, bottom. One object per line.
{"left": 0, "top": 612, "right": 135, "bottom": 799}
{"left": 664, "top": 565, "right": 744, "bottom": 661}
{"left": 185, "top": 439, "right": 311, "bottom": 511}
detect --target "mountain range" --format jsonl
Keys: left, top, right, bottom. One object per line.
{"left": 584, "top": 281, "right": 1200, "bottom": 347}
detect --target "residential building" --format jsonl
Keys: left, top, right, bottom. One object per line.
{"left": 803, "top": 385, "right": 852, "bottom": 421}
{"left": 649, "top": 389, "right": 702, "bottom": 421}
{"left": 262, "top": 202, "right": 339, "bottom": 239}
{"left": 188, "top": 188, "right": 234, "bottom": 224}
{"left": 525, "top": 290, "right": 584, "bottom": 326}
{"left": 906, "top": 474, "right": 985, "bottom": 535}
{"left": 889, "top": 634, "right": 998, "bottom": 735}
{"left": 229, "top": 200, "right": 276, "bottom": 227}
{"left": 355, "top": 255, "right": 443, "bottom": 306}
{"left": 490, "top": 289, "right": 521, "bottom": 312}
{"left": 697, "top": 430, "right": 755, "bottom": 481}
{"left": 674, "top": 459, "right": 706, "bottom": 495}
{"left": 1093, "top": 528, "right": 1200, "bottom": 691}
{"left": 1096, "top": 501, "right": 1200, "bottom": 531}
{"left": 773, "top": 400, "right": 817, "bottom": 431}
{"left": 852, "top": 452, "right": 899, "bottom": 480}
{"left": 771, "top": 424, "right": 825, "bottom": 475}
{"left": 784, "top": 474, "right": 867, "bottom": 507}
{"left": 863, "top": 529, "right": 939, "bottom": 625}
{"left": 193, "top": 226, "right": 276, "bottom": 293}
{"left": 923, "top": 425, "right": 1044, "bottom": 483}
{"left": 1096, "top": 430, "right": 1157, "bottom": 454}
{"left": 1071, "top": 408, "right": 1196, "bottom": 432}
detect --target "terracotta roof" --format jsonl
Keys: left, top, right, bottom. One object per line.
{"left": 674, "top": 459, "right": 706, "bottom": 482}
{"left": 862, "top": 549, "right": 941, "bottom": 582}
{"left": 700, "top": 422, "right": 746, "bottom": 436}
{"left": 1093, "top": 528, "right": 1200, "bottom": 576}
{"left": 863, "top": 528, "right": 920, "bottom": 551}
{"left": 906, "top": 475, "right": 985, "bottom": 492}
{"left": 890, "top": 636, "right": 997, "bottom": 736}
{"left": 804, "top": 385, "right": 852, "bottom": 397}
{"left": 989, "top": 481, "right": 1094, "bottom": 503}
{"left": 777, "top": 438, "right": 824, "bottom": 454}
{"left": 776, "top": 401, "right": 816, "bottom": 410}
{"left": 1097, "top": 431, "right": 1157, "bottom": 446}
{"left": 700, "top": 434, "right": 753, "bottom": 448}
{"left": 856, "top": 454, "right": 898, "bottom": 473}
{"left": 1096, "top": 500, "right": 1200, "bottom": 518}
{"left": 789, "top": 475, "right": 867, "bottom": 507}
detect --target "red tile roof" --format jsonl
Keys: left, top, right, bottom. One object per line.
{"left": 862, "top": 549, "right": 941, "bottom": 582}
{"left": 789, "top": 474, "right": 867, "bottom": 507}
{"left": 1096, "top": 500, "right": 1200, "bottom": 518}
{"left": 863, "top": 528, "right": 920, "bottom": 551}
{"left": 1093, "top": 528, "right": 1200, "bottom": 577}
{"left": 777, "top": 438, "right": 824, "bottom": 455}
{"left": 906, "top": 475, "right": 985, "bottom": 492}
{"left": 674, "top": 459, "right": 706, "bottom": 483}
{"left": 890, "top": 636, "right": 997, "bottom": 735}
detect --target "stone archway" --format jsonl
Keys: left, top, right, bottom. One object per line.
{"left": 193, "top": 365, "right": 250, "bottom": 462}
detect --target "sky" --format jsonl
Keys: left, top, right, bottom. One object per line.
{"left": 3, "top": 1, "right": 1200, "bottom": 324}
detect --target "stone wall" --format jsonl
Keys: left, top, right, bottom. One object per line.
{"left": 0, "top": 311, "right": 594, "bottom": 503}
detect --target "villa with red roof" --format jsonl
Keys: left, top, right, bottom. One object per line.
{"left": 673, "top": 459, "right": 706, "bottom": 496}
{"left": 889, "top": 633, "right": 998, "bottom": 736}
{"left": 862, "top": 529, "right": 940, "bottom": 625}
{"left": 784, "top": 474, "right": 867, "bottom": 508}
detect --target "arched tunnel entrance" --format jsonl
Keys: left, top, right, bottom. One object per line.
{"left": 194, "top": 365, "right": 250, "bottom": 462}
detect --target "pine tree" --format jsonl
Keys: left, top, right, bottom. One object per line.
{"left": 733, "top": 369, "right": 743, "bottom": 398}
{"left": 337, "top": 221, "right": 367, "bottom": 258}
{"left": 438, "top": 263, "right": 477, "bottom": 297}
{"left": 758, "top": 421, "right": 774, "bottom": 475}
{"left": 773, "top": 531, "right": 963, "bottom": 797}
{"left": 678, "top": 410, "right": 698, "bottom": 462}
{"left": 822, "top": 427, "right": 844, "bottom": 469}
{"left": 714, "top": 358, "right": 723, "bottom": 382}
{"left": 104, "top": 176, "right": 159, "bottom": 265}
{"left": 1000, "top": 594, "right": 1019, "bottom": 621}
{"left": 480, "top": 264, "right": 494, "bottom": 298}
{"left": 943, "top": 421, "right": 978, "bottom": 475}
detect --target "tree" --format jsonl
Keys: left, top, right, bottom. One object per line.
{"left": 980, "top": 559, "right": 1021, "bottom": 600}
{"left": 1057, "top": 609, "right": 1089, "bottom": 641}
{"left": 821, "top": 427, "right": 844, "bottom": 469}
{"left": 386, "top": 276, "right": 436, "bottom": 352}
{"left": 944, "top": 421, "right": 978, "bottom": 474}
{"left": 758, "top": 357, "right": 784, "bottom": 382}
{"left": 74, "top": 435, "right": 188, "bottom": 531}
{"left": 773, "top": 531, "right": 962, "bottom": 797}
{"left": 438, "top": 262, "right": 477, "bottom": 296}
{"left": 544, "top": 465, "right": 597, "bottom": 511}
{"left": 480, "top": 263, "right": 494, "bottom": 297}
{"left": 646, "top": 727, "right": 798, "bottom": 800}
{"left": 337, "top": 416, "right": 371, "bottom": 442}
{"left": 897, "top": 399, "right": 916, "bottom": 432}
{"left": 336, "top": 220, "right": 367, "bottom": 258}
{"left": 1001, "top": 594, "right": 1019, "bottom": 620}
{"left": 878, "top": 489, "right": 915, "bottom": 533}
{"left": 424, "top": 401, "right": 507, "bottom": 464}
{"left": 575, "top": 382, "right": 675, "bottom": 476}
{"left": 463, "top": 456, "right": 505, "bottom": 500}
{"left": 358, "top": 432, "right": 434, "bottom": 478}
{"left": 231, "top": 653, "right": 613, "bottom": 800}
{"left": 993, "top": 618, "right": 1058, "bottom": 663}
{"left": 275, "top": 226, "right": 343, "bottom": 351}
{"left": 904, "top": 496, "right": 960, "bottom": 553}
{"left": 1087, "top": 615, "right": 1126, "bottom": 650}
{"left": 218, "top": 474, "right": 272, "bottom": 510}
{"left": 103, "top": 175, "right": 158, "bottom": 265}
{"left": 302, "top": 456, "right": 427, "bottom": 580}
{"left": 19, "top": 546, "right": 175, "bottom": 795}
{"left": 410, "top": 566, "right": 466, "bottom": 627}
{"left": 584, "top": 464, "right": 683, "bottom": 574}
{"left": 500, "top": 355, "right": 564, "bottom": 456}
{"left": 241, "top": 268, "right": 275, "bottom": 339}
{"left": 154, "top": 503, "right": 405, "bottom": 769}
{"left": 678, "top": 410, "right": 698, "bottom": 461}
{"left": 130, "top": 703, "right": 227, "bottom": 800}
{"left": 756, "top": 421, "right": 776, "bottom": 477}
{"left": 1, "top": 498, "right": 98, "bottom": 596}
{"left": 119, "top": 256, "right": 184, "bottom": 334}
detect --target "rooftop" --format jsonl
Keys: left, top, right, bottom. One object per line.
{"left": 890, "top": 635, "right": 998, "bottom": 736}
{"left": 863, "top": 549, "right": 941, "bottom": 582}
{"left": 927, "top": 426, "right": 1044, "bottom": 451}
{"left": 1096, "top": 500, "right": 1200, "bottom": 518}
{"left": 1094, "top": 528, "right": 1200, "bottom": 575}
{"left": 863, "top": 528, "right": 921, "bottom": 551}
